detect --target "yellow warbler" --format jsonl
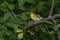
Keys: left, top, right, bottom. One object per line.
{"left": 30, "top": 12, "right": 43, "bottom": 21}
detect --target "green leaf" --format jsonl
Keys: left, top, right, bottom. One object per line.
{"left": 7, "top": 4, "right": 14, "bottom": 10}
{"left": 55, "top": 0, "right": 60, "bottom": 5}
{"left": 8, "top": 17, "right": 24, "bottom": 25}
{"left": 4, "top": 12, "right": 11, "bottom": 21}
{"left": 0, "top": 37, "right": 5, "bottom": 40}
{"left": 20, "top": 12, "right": 28, "bottom": 20}
{"left": 5, "top": 22, "right": 19, "bottom": 28}
{"left": 34, "top": 26, "right": 40, "bottom": 31}
{"left": 4, "top": 1, "right": 14, "bottom": 10}
{"left": 56, "top": 24, "right": 60, "bottom": 27}
{"left": 58, "top": 31, "right": 60, "bottom": 35}
{"left": 53, "top": 24, "right": 60, "bottom": 31}
{"left": 47, "top": 31, "right": 55, "bottom": 34}
{"left": 16, "top": 29, "right": 23, "bottom": 33}
{"left": 46, "top": 21, "right": 53, "bottom": 25}
{"left": 6, "top": 22, "right": 19, "bottom": 32}
{"left": 39, "top": 25, "right": 46, "bottom": 32}
{"left": 0, "top": 3, "right": 8, "bottom": 12}
{"left": 18, "top": 33, "right": 23, "bottom": 39}
{"left": 27, "top": 31, "right": 34, "bottom": 35}
{"left": 18, "top": 0, "right": 26, "bottom": 10}
{"left": 0, "top": 25, "right": 12, "bottom": 36}
{"left": 0, "top": 17, "right": 3, "bottom": 23}
{"left": 0, "top": 25, "right": 5, "bottom": 32}
{"left": 37, "top": 2, "right": 47, "bottom": 11}
{"left": 26, "top": 0, "right": 36, "bottom": 4}
{"left": 5, "top": 0, "right": 14, "bottom": 3}
{"left": 53, "top": 27, "right": 58, "bottom": 31}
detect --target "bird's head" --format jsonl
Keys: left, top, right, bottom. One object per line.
{"left": 30, "top": 12, "right": 35, "bottom": 16}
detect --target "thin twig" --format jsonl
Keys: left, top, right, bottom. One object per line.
{"left": 49, "top": 0, "right": 54, "bottom": 17}
{"left": 11, "top": 11, "right": 17, "bottom": 17}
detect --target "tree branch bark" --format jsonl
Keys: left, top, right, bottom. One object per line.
{"left": 23, "top": 14, "right": 60, "bottom": 31}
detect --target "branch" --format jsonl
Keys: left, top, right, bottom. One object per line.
{"left": 11, "top": 11, "right": 17, "bottom": 17}
{"left": 49, "top": 0, "right": 54, "bottom": 17}
{"left": 23, "top": 14, "right": 60, "bottom": 31}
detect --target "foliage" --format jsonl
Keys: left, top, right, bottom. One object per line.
{"left": 0, "top": 0, "right": 60, "bottom": 40}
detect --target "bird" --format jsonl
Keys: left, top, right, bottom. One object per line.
{"left": 30, "top": 12, "right": 43, "bottom": 21}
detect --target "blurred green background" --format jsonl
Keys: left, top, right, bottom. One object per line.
{"left": 0, "top": 0, "right": 60, "bottom": 40}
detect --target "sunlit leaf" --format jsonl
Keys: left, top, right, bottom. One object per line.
{"left": 28, "top": 31, "right": 34, "bottom": 35}
{"left": 56, "top": 24, "right": 60, "bottom": 28}
{"left": 18, "top": 33, "right": 23, "bottom": 39}
{"left": 16, "top": 29, "right": 23, "bottom": 33}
